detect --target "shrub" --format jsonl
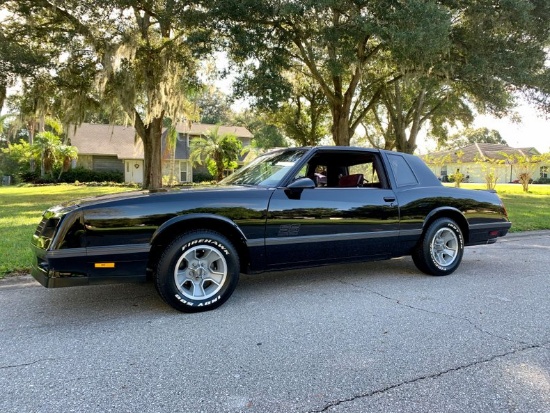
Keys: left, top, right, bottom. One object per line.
{"left": 60, "top": 167, "right": 124, "bottom": 183}
{"left": 533, "top": 177, "right": 550, "bottom": 184}
{"left": 449, "top": 172, "right": 464, "bottom": 187}
{"left": 193, "top": 171, "right": 214, "bottom": 183}
{"left": 19, "top": 171, "right": 41, "bottom": 183}
{"left": 19, "top": 167, "right": 124, "bottom": 184}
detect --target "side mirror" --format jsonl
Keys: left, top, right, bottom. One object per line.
{"left": 284, "top": 177, "right": 315, "bottom": 199}
{"left": 287, "top": 177, "right": 316, "bottom": 189}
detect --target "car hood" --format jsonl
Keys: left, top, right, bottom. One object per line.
{"left": 48, "top": 184, "right": 268, "bottom": 214}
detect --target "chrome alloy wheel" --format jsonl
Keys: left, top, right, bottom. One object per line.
{"left": 174, "top": 245, "right": 228, "bottom": 300}
{"left": 430, "top": 227, "right": 459, "bottom": 267}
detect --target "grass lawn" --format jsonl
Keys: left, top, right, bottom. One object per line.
{"left": 0, "top": 185, "right": 134, "bottom": 276}
{"left": 0, "top": 183, "right": 548, "bottom": 277}
{"left": 445, "top": 183, "right": 550, "bottom": 232}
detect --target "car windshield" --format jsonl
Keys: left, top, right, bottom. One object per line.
{"left": 221, "top": 149, "right": 307, "bottom": 187}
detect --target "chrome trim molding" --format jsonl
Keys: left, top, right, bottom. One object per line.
{"left": 398, "top": 229, "right": 423, "bottom": 237}
{"left": 86, "top": 244, "right": 150, "bottom": 256}
{"left": 265, "top": 230, "right": 399, "bottom": 246}
{"left": 246, "top": 238, "right": 265, "bottom": 247}
{"left": 469, "top": 222, "right": 512, "bottom": 230}
{"left": 46, "top": 244, "right": 150, "bottom": 258}
{"left": 45, "top": 248, "right": 87, "bottom": 258}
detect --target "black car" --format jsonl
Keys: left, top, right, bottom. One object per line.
{"left": 31, "top": 146, "right": 511, "bottom": 312}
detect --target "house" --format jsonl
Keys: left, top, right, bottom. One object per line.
{"left": 166, "top": 123, "right": 253, "bottom": 182}
{"left": 67, "top": 123, "right": 253, "bottom": 184}
{"left": 67, "top": 123, "right": 144, "bottom": 183}
{"left": 423, "top": 143, "right": 548, "bottom": 184}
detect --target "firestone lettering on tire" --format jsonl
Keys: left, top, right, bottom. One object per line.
{"left": 175, "top": 293, "right": 193, "bottom": 306}
{"left": 198, "top": 296, "right": 220, "bottom": 307}
{"left": 432, "top": 260, "right": 447, "bottom": 272}
{"left": 175, "top": 293, "right": 221, "bottom": 307}
{"left": 449, "top": 223, "right": 464, "bottom": 248}
{"left": 181, "top": 239, "right": 230, "bottom": 256}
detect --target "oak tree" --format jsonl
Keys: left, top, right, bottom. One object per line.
{"left": 3, "top": 0, "right": 210, "bottom": 189}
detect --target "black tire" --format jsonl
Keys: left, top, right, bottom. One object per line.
{"left": 155, "top": 231, "right": 240, "bottom": 312}
{"left": 412, "top": 218, "right": 464, "bottom": 276}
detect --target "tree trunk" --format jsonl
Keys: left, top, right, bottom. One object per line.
{"left": 138, "top": 115, "right": 164, "bottom": 190}
{"left": 403, "top": 130, "right": 418, "bottom": 154}
{"left": 0, "top": 84, "right": 6, "bottom": 112}
{"left": 394, "top": 127, "right": 415, "bottom": 154}
{"left": 394, "top": 126, "right": 417, "bottom": 154}
{"left": 215, "top": 153, "right": 224, "bottom": 182}
{"left": 27, "top": 120, "right": 36, "bottom": 172}
{"left": 330, "top": 104, "right": 351, "bottom": 146}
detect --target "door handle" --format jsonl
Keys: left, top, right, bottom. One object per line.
{"left": 384, "top": 197, "right": 396, "bottom": 203}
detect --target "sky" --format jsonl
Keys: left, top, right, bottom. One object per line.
{"left": 414, "top": 102, "right": 550, "bottom": 154}
{"left": 473, "top": 104, "right": 550, "bottom": 154}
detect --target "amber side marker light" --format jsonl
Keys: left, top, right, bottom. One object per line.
{"left": 95, "top": 263, "right": 115, "bottom": 268}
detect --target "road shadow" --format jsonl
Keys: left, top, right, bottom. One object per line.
{"left": 1, "top": 257, "right": 424, "bottom": 321}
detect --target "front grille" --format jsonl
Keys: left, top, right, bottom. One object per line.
{"left": 34, "top": 217, "right": 60, "bottom": 239}
{"left": 34, "top": 218, "right": 47, "bottom": 236}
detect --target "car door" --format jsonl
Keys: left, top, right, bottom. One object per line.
{"left": 264, "top": 150, "right": 399, "bottom": 269}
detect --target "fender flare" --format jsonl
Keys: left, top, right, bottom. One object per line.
{"left": 150, "top": 213, "right": 249, "bottom": 246}
{"left": 422, "top": 206, "right": 469, "bottom": 235}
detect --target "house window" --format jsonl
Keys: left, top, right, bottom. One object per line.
{"left": 180, "top": 161, "right": 189, "bottom": 182}
{"left": 541, "top": 166, "right": 548, "bottom": 179}
{"left": 440, "top": 165, "right": 449, "bottom": 182}
{"left": 177, "top": 133, "right": 190, "bottom": 147}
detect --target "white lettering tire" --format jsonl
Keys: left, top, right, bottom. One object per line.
{"left": 412, "top": 218, "right": 464, "bottom": 276}
{"left": 155, "top": 231, "right": 240, "bottom": 312}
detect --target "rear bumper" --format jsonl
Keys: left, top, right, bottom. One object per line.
{"left": 467, "top": 221, "right": 512, "bottom": 246}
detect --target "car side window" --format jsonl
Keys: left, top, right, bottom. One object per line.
{"left": 313, "top": 165, "right": 328, "bottom": 187}
{"left": 349, "top": 162, "right": 381, "bottom": 186}
{"left": 387, "top": 153, "right": 418, "bottom": 187}
{"left": 292, "top": 152, "right": 390, "bottom": 188}
{"left": 293, "top": 163, "right": 328, "bottom": 186}
{"left": 294, "top": 165, "right": 308, "bottom": 180}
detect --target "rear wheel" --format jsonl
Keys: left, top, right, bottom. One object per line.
{"left": 412, "top": 218, "right": 464, "bottom": 276}
{"left": 155, "top": 231, "right": 240, "bottom": 312}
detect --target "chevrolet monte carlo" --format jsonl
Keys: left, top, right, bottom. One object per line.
{"left": 31, "top": 146, "right": 511, "bottom": 312}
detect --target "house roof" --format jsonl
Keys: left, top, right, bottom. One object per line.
{"left": 68, "top": 122, "right": 253, "bottom": 160}
{"left": 67, "top": 123, "right": 144, "bottom": 159}
{"left": 425, "top": 143, "right": 540, "bottom": 163}
{"left": 174, "top": 123, "right": 253, "bottom": 139}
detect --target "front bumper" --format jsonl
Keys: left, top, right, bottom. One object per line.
{"left": 31, "top": 263, "right": 89, "bottom": 288}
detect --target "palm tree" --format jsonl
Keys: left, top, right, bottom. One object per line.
{"left": 33, "top": 131, "right": 61, "bottom": 177}
{"left": 190, "top": 126, "right": 242, "bottom": 181}
{"left": 0, "top": 113, "right": 15, "bottom": 137}
{"left": 57, "top": 145, "right": 78, "bottom": 180}
{"left": 163, "top": 125, "right": 179, "bottom": 186}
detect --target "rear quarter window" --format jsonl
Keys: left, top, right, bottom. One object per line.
{"left": 387, "top": 153, "right": 418, "bottom": 187}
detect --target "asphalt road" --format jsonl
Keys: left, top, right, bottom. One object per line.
{"left": 1, "top": 231, "right": 549, "bottom": 413}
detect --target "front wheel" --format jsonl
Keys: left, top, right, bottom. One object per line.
{"left": 155, "top": 231, "right": 240, "bottom": 312}
{"left": 412, "top": 218, "right": 464, "bottom": 276}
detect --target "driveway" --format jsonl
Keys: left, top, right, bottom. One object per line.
{"left": 1, "top": 231, "right": 549, "bottom": 413}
